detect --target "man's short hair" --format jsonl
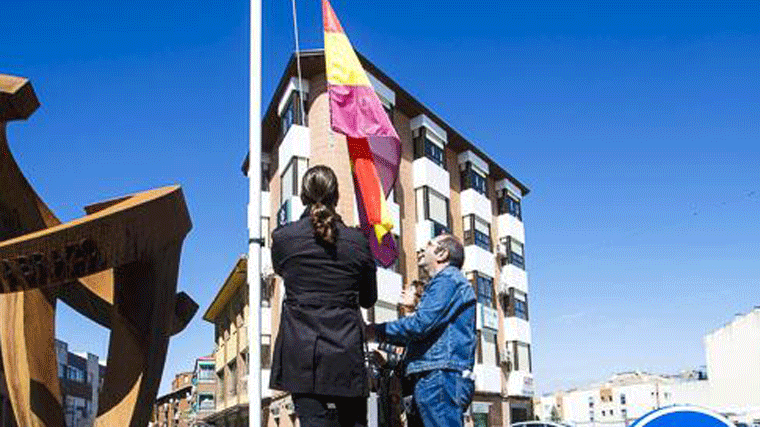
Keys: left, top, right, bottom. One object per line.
{"left": 435, "top": 234, "right": 465, "bottom": 269}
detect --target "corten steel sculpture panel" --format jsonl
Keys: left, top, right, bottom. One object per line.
{"left": 0, "top": 74, "right": 198, "bottom": 427}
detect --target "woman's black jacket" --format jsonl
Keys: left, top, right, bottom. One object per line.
{"left": 269, "top": 213, "right": 378, "bottom": 397}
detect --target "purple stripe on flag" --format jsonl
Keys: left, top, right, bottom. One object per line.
{"left": 367, "top": 135, "right": 401, "bottom": 199}
{"left": 329, "top": 84, "right": 398, "bottom": 140}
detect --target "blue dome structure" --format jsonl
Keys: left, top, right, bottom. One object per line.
{"left": 630, "top": 405, "right": 734, "bottom": 427}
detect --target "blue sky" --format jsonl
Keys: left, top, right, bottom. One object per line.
{"left": 3, "top": 0, "right": 759, "bottom": 395}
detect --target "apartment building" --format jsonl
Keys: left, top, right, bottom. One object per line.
{"left": 193, "top": 356, "right": 218, "bottom": 421}
{"left": 203, "top": 257, "right": 253, "bottom": 427}
{"left": 538, "top": 371, "right": 709, "bottom": 427}
{"left": 54, "top": 339, "right": 106, "bottom": 427}
{"left": 151, "top": 358, "right": 217, "bottom": 427}
{"left": 153, "top": 372, "right": 194, "bottom": 427}
{"left": 704, "top": 307, "right": 760, "bottom": 419}
{"left": 234, "top": 49, "right": 532, "bottom": 427}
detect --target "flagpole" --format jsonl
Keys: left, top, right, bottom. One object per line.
{"left": 248, "top": 0, "right": 262, "bottom": 424}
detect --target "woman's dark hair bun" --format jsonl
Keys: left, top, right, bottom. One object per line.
{"left": 301, "top": 165, "right": 341, "bottom": 244}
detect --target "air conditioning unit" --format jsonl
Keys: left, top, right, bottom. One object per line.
{"left": 499, "top": 346, "right": 512, "bottom": 367}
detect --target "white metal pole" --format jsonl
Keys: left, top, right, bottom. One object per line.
{"left": 248, "top": 0, "right": 262, "bottom": 423}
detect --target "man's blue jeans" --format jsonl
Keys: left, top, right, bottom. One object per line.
{"left": 409, "top": 370, "right": 474, "bottom": 427}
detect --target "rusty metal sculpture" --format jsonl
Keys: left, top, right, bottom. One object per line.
{"left": 0, "top": 74, "right": 198, "bottom": 427}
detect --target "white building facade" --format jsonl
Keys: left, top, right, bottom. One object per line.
{"left": 704, "top": 308, "right": 760, "bottom": 421}
{"left": 538, "top": 372, "right": 709, "bottom": 427}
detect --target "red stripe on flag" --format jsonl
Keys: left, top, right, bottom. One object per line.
{"left": 322, "top": 0, "right": 344, "bottom": 34}
{"left": 347, "top": 137, "right": 384, "bottom": 225}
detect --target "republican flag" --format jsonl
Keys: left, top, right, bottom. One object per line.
{"left": 323, "top": 0, "right": 401, "bottom": 267}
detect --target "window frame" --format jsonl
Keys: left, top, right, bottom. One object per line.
{"left": 280, "top": 91, "right": 307, "bottom": 137}
{"left": 461, "top": 162, "right": 488, "bottom": 195}
{"left": 413, "top": 128, "right": 446, "bottom": 170}
{"left": 501, "top": 236, "right": 525, "bottom": 270}
{"left": 511, "top": 341, "right": 532, "bottom": 373}
{"left": 472, "top": 272, "right": 495, "bottom": 309}
{"left": 463, "top": 214, "right": 492, "bottom": 251}
{"left": 280, "top": 156, "right": 308, "bottom": 204}
{"left": 417, "top": 186, "right": 450, "bottom": 234}
{"left": 507, "top": 287, "right": 529, "bottom": 321}
{"left": 497, "top": 190, "right": 522, "bottom": 220}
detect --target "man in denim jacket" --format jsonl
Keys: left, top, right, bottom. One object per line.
{"left": 367, "top": 234, "right": 477, "bottom": 427}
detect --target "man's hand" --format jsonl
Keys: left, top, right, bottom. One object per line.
{"left": 400, "top": 288, "right": 416, "bottom": 307}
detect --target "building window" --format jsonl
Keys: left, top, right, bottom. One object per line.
{"left": 198, "top": 363, "right": 215, "bottom": 382}
{"left": 198, "top": 393, "right": 215, "bottom": 411}
{"left": 478, "top": 330, "right": 498, "bottom": 366}
{"left": 463, "top": 214, "right": 491, "bottom": 251}
{"left": 506, "top": 288, "right": 529, "bottom": 321}
{"left": 66, "top": 366, "right": 85, "bottom": 383}
{"left": 262, "top": 334, "right": 272, "bottom": 369}
{"left": 413, "top": 128, "right": 446, "bottom": 169}
{"left": 228, "top": 361, "right": 237, "bottom": 397}
{"left": 589, "top": 396, "right": 594, "bottom": 407}
{"left": 473, "top": 273, "right": 495, "bottom": 308}
{"left": 500, "top": 236, "right": 525, "bottom": 270}
{"left": 590, "top": 411, "right": 595, "bottom": 421}
{"left": 217, "top": 369, "right": 225, "bottom": 404}
{"left": 416, "top": 187, "right": 450, "bottom": 235}
{"left": 280, "top": 91, "right": 307, "bottom": 137}
{"left": 510, "top": 342, "right": 531, "bottom": 373}
{"left": 622, "top": 409, "right": 628, "bottom": 420}
{"left": 621, "top": 393, "right": 626, "bottom": 405}
{"left": 497, "top": 191, "right": 522, "bottom": 220}
{"left": 461, "top": 163, "right": 487, "bottom": 195}
{"left": 280, "top": 156, "right": 308, "bottom": 204}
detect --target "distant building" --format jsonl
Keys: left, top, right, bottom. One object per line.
{"left": 203, "top": 257, "right": 255, "bottom": 427}
{"left": 538, "top": 371, "right": 709, "bottom": 427}
{"left": 153, "top": 372, "right": 194, "bottom": 427}
{"left": 55, "top": 339, "right": 106, "bottom": 427}
{"left": 192, "top": 356, "right": 217, "bottom": 421}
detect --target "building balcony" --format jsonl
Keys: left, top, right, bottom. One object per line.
{"left": 463, "top": 245, "right": 496, "bottom": 277}
{"left": 499, "top": 264, "right": 528, "bottom": 295}
{"left": 497, "top": 213, "right": 525, "bottom": 243}
{"left": 506, "top": 371, "right": 534, "bottom": 398}
{"left": 376, "top": 268, "right": 403, "bottom": 306}
{"left": 412, "top": 157, "right": 450, "bottom": 199}
{"left": 277, "top": 124, "right": 310, "bottom": 176}
{"left": 474, "top": 364, "right": 501, "bottom": 394}
{"left": 477, "top": 303, "right": 499, "bottom": 331}
{"left": 460, "top": 188, "right": 492, "bottom": 223}
{"left": 503, "top": 317, "right": 532, "bottom": 344}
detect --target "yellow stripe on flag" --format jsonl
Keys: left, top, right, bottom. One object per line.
{"left": 374, "top": 195, "right": 394, "bottom": 244}
{"left": 325, "top": 32, "right": 372, "bottom": 87}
